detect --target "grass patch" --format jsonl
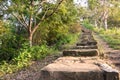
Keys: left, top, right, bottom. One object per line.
{"left": 94, "top": 27, "right": 120, "bottom": 49}
{"left": 82, "top": 20, "right": 94, "bottom": 30}
{"left": 59, "top": 33, "right": 80, "bottom": 50}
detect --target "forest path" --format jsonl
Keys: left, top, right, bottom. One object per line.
{"left": 40, "top": 27, "right": 119, "bottom": 80}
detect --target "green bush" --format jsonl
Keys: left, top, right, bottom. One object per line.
{"left": 15, "top": 44, "right": 54, "bottom": 61}
{"left": 82, "top": 21, "right": 94, "bottom": 30}
{"left": 0, "top": 44, "right": 54, "bottom": 76}
{"left": 28, "top": 45, "right": 53, "bottom": 60}
{"left": 0, "top": 34, "right": 27, "bottom": 62}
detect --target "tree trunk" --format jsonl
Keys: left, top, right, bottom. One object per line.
{"left": 104, "top": 18, "right": 108, "bottom": 30}
{"left": 94, "top": 20, "right": 98, "bottom": 27}
{"left": 29, "top": 34, "right": 33, "bottom": 47}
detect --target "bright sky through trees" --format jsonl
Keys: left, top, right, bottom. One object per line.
{"left": 74, "top": 0, "right": 88, "bottom": 7}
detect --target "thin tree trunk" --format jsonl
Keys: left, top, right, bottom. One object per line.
{"left": 28, "top": 25, "right": 39, "bottom": 47}
{"left": 29, "top": 33, "right": 33, "bottom": 47}
{"left": 94, "top": 19, "right": 97, "bottom": 27}
{"left": 104, "top": 18, "right": 108, "bottom": 30}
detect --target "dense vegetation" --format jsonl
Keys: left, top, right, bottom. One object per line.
{"left": 0, "top": 0, "right": 80, "bottom": 76}
{"left": 94, "top": 28, "right": 120, "bottom": 49}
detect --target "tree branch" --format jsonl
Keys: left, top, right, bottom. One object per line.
{"left": 46, "top": 0, "right": 64, "bottom": 18}
{"left": 28, "top": 0, "right": 34, "bottom": 34}
{"left": 12, "top": 13, "right": 28, "bottom": 30}
{"left": 20, "top": 14, "right": 28, "bottom": 27}
{"left": 35, "top": 0, "right": 47, "bottom": 15}
{"left": 31, "top": 0, "right": 64, "bottom": 35}
{"left": 31, "top": 8, "right": 48, "bottom": 35}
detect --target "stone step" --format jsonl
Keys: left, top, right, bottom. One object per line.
{"left": 81, "top": 32, "right": 92, "bottom": 35}
{"left": 80, "top": 34, "right": 93, "bottom": 37}
{"left": 111, "top": 61, "right": 120, "bottom": 66}
{"left": 80, "top": 38, "right": 96, "bottom": 41}
{"left": 80, "top": 36, "right": 94, "bottom": 40}
{"left": 96, "top": 63, "right": 119, "bottom": 80}
{"left": 81, "top": 29, "right": 92, "bottom": 33}
{"left": 63, "top": 49, "right": 98, "bottom": 57}
{"left": 40, "top": 57, "right": 119, "bottom": 80}
{"left": 40, "top": 57, "right": 103, "bottom": 80}
{"left": 76, "top": 41, "right": 97, "bottom": 46}
{"left": 72, "top": 45, "right": 98, "bottom": 49}
{"left": 109, "top": 56, "right": 120, "bottom": 60}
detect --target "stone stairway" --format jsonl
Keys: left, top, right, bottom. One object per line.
{"left": 40, "top": 27, "right": 119, "bottom": 80}
{"left": 63, "top": 28, "right": 98, "bottom": 57}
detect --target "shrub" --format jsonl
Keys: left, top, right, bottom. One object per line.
{"left": 0, "top": 34, "right": 27, "bottom": 62}
{"left": 82, "top": 21, "right": 94, "bottom": 30}
{"left": 15, "top": 44, "right": 54, "bottom": 61}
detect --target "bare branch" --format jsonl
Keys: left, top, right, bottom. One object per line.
{"left": 12, "top": 13, "right": 28, "bottom": 30}
{"left": 31, "top": 8, "right": 48, "bottom": 35}
{"left": 21, "top": 14, "right": 28, "bottom": 27}
{"left": 35, "top": 0, "right": 47, "bottom": 15}
{"left": 46, "top": 0, "right": 64, "bottom": 18}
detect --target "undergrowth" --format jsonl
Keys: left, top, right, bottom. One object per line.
{"left": 94, "top": 27, "right": 120, "bottom": 49}
{"left": 0, "top": 44, "right": 54, "bottom": 76}
{"left": 0, "top": 32, "right": 80, "bottom": 77}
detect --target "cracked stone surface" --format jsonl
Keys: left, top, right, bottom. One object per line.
{"left": 40, "top": 57, "right": 103, "bottom": 80}
{"left": 40, "top": 57, "right": 119, "bottom": 80}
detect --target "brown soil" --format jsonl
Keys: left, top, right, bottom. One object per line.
{"left": 93, "top": 33, "right": 120, "bottom": 71}
{"left": 0, "top": 53, "right": 62, "bottom": 80}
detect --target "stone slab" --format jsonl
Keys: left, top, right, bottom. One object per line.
{"left": 40, "top": 57, "right": 104, "bottom": 80}
{"left": 63, "top": 49, "right": 98, "bottom": 56}
{"left": 73, "top": 45, "right": 98, "bottom": 49}
{"left": 76, "top": 41, "right": 97, "bottom": 46}
{"left": 40, "top": 57, "right": 120, "bottom": 80}
{"left": 96, "top": 63, "right": 119, "bottom": 80}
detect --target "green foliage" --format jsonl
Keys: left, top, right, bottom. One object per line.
{"left": 108, "top": 6, "right": 120, "bottom": 28}
{"left": 0, "top": 44, "right": 54, "bottom": 76}
{"left": 0, "top": 0, "right": 80, "bottom": 77}
{"left": 0, "top": 31, "right": 27, "bottom": 62}
{"left": 0, "top": 23, "right": 17, "bottom": 61}
{"left": 94, "top": 27, "right": 120, "bottom": 49}
{"left": 88, "top": 0, "right": 99, "bottom": 10}
{"left": 82, "top": 20, "right": 94, "bottom": 30}
{"left": 22, "top": 45, "right": 53, "bottom": 60}
{"left": 0, "top": 61, "right": 19, "bottom": 75}
{"left": 0, "top": 21, "right": 7, "bottom": 35}
{"left": 33, "top": 1, "right": 78, "bottom": 46}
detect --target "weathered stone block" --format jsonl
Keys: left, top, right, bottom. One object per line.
{"left": 76, "top": 41, "right": 97, "bottom": 46}
{"left": 96, "top": 63, "right": 119, "bottom": 80}
{"left": 87, "top": 41, "right": 97, "bottom": 45}
{"left": 63, "top": 49, "right": 98, "bottom": 56}
{"left": 40, "top": 57, "right": 104, "bottom": 80}
{"left": 73, "top": 45, "right": 98, "bottom": 49}
{"left": 104, "top": 71, "right": 119, "bottom": 80}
